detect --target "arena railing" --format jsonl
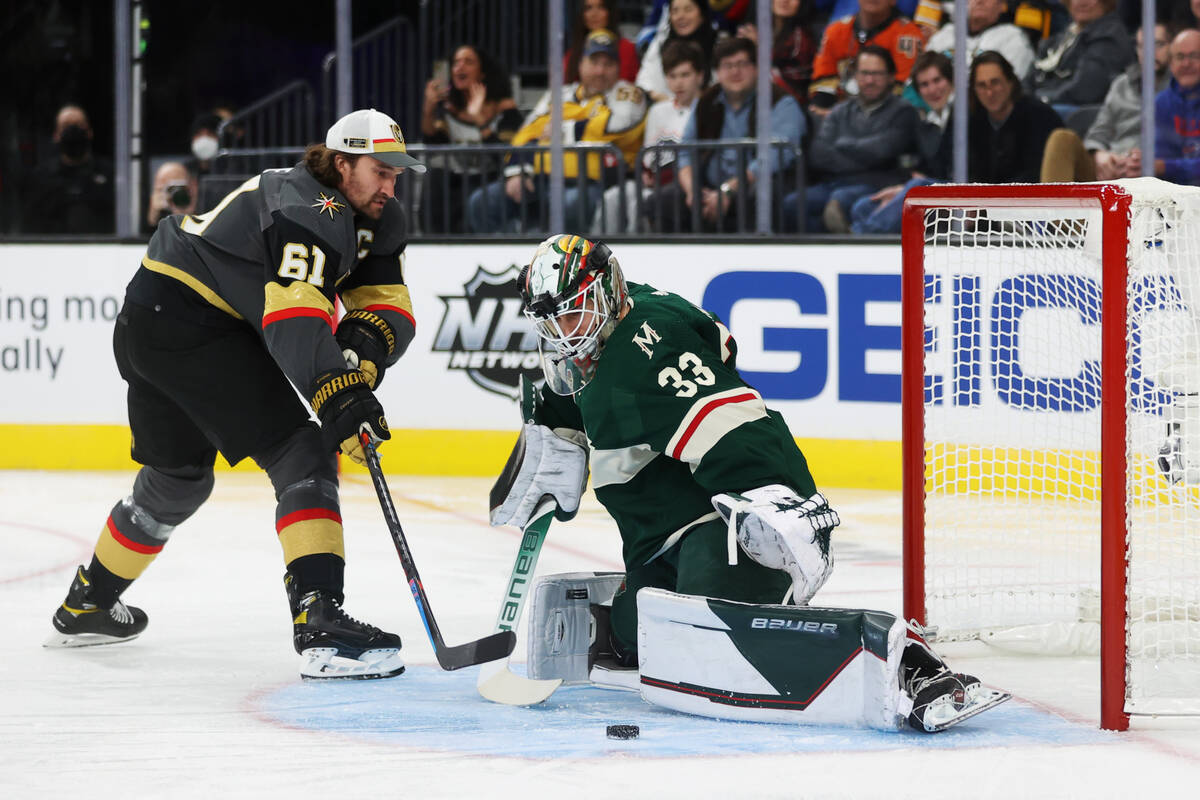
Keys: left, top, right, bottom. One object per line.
{"left": 633, "top": 140, "right": 806, "bottom": 234}
{"left": 319, "top": 17, "right": 422, "bottom": 134}
{"left": 217, "top": 81, "right": 317, "bottom": 150}
{"left": 200, "top": 142, "right": 628, "bottom": 236}
{"left": 199, "top": 140, "right": 808, "bottom": 238}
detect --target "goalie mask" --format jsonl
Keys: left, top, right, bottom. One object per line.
{"left": 519, "top": 234, "right": 629, "bottom": 395}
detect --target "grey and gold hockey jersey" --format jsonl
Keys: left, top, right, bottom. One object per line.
{"left": 128, "top": 164, "right": 415, "bottom": 399}
{"left": 534, "top": 282, "right": 820, "bottom": 570}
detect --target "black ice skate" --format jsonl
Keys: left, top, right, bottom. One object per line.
{"left": 44, "top": 565, "right": 148, "bottom": 648}
{"left": 901, "top": 641, "right": 1010, "bottom": 732}
{"left": 285, "top": 573, "right": 404, "bottom": 680}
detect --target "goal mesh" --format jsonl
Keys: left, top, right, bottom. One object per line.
{"left": 908, "top": 180, "right": 1200, "bottom": 720}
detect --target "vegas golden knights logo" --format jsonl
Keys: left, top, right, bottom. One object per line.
{"left": 389, "top": 123, "right": 404, "bottom": 144}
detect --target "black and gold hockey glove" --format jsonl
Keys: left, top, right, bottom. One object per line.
{"left": 310, "top": 368, "right": 390, "bottom": 465}
{"left": 336, "top": 310, "right": 395, "bottom": 389}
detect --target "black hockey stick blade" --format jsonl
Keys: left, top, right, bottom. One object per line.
{"left": 360, "top": 434, "right": 517, "bottom": 670}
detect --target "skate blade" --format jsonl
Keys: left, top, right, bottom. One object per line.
{"left": 299, "top": 647, "right": 406, "bottom": 680}
{"left": 924, "top": 688, "right": 1012, "bottom": 732}
{"left": 589, "top": 664, "right": 641, "bottom": 693}
{"left": 43, "top": 630, "right": 141, "bottom": 649}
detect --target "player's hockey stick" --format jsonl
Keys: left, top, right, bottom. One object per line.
{"left": 361, "top": 434, "right": 516, "bottom": 670}
{"left": 477, "top": 496, "right": 563, "bottom": 705}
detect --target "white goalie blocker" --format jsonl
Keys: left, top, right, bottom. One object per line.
{"left": 637, "top": 589, "right": 911, "bottom": 730}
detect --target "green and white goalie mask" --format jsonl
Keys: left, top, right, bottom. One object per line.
{"left": 519, "top": 234, "right": 629, "bottom": 395}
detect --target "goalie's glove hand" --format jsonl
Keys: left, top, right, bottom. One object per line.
{"left": 336, "top": 310, "right": 395, "bottom": 389}
{"left": 711, "top": 485, "right": 839, "bottom": 605}
{"left": 310, "top": 368, "right": 390, "bottom": 465}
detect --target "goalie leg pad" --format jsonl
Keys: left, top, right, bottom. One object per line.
{"left": 490, "top": 424, "right": 589, "bottom": 528}
{"left": 636, "top": 588, "right": 909, "bottom": 730}
{"left": 711, "top": 485, "right": 839, "bottom": 605}
{"left": 1157, "top": 390, "right": 1200, "bottom": 485}
{"left": 526, "top": 572, "right": 625, "bottom": 685}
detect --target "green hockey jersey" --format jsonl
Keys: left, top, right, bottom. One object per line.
{"left": 127, "top": 164, "right": 414, "bottom": 400}
{"left": 535, "top": 282, "right": 820, "bottom": 569}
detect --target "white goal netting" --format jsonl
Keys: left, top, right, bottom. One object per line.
{"left": 914, "top": 179, "right": 1200, "bottom": 716}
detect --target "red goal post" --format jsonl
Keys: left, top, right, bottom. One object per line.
{"left": 901, "top": 180, "right": 1200, "bottom": 731}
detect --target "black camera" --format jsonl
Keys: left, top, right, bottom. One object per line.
{"left": 166, "top": 181, "right": 192, "bottom": 209}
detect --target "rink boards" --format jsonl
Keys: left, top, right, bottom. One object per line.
{"left": 0, "top": 242, "right": 906, "bottom": 487}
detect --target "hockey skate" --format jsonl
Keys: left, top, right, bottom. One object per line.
{"left": 586, "top": 603, "right": 640, "bottom": 692}
{"left": 285, "top": 573, "right": 404, "bottom": 680}
{"left": 44, "top": 565, "right": 148, "bottom": 648}
{"left": 901, "top": 641, "right": 1010, "bottom": 732}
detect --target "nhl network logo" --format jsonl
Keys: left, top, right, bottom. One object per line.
{"left": 432, "top": 265, "right": 544, "bottom": 399}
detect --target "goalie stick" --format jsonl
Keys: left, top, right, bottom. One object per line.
{"left": 477, "top": 497, "right": 563, "bottom": 705}
{"left": 361, "top": 434, "right": 516, "bottom": 670}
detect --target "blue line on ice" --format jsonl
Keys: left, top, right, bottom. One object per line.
{"left": 257, "top": 666, "right": 1111, "bottom": 758}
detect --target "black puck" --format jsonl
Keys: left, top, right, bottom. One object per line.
{"left": 606, "top": 724, "right": 639, "bottom": 739}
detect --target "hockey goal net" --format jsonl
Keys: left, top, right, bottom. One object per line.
{"left": 902, "top": 180, "right": 1200, "bottom": 730}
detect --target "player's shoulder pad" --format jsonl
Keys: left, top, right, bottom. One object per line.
{"left": 606, "top": 285, "right": 709, "bottom": 369}
{"left": 357, "top": 199, "right": 408, "bottom": 256}
{"left": 269, "top": 166, "right": 354, "bottom": 245}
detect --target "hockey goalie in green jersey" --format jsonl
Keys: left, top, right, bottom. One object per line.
{"left": 489, "top": 234, "right": 1010, "bottom": 732}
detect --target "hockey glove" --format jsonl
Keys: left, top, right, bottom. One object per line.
{"left": 711, "top": 485, "right": 839, "bottom": 605}
{"left": 336, "top": 310, "right": 395, "bottom": 389}
{"left": 310, "top": 368, "right": 390, "bottom": 465}
{"left": 490, "top": 423, "right": 589, "bottom": 528}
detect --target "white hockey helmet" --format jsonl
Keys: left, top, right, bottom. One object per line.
{"left": 519, "top": 234, "right": 629, "bottom": 395}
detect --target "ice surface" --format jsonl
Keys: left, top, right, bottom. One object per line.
{"left": 4, "top": 470, "right": 1200, "bottom": 798}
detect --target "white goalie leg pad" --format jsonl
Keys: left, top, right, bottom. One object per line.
{"left": 1157, "top": 389, "right": 1200, "bottom": 485}
{"left": 636, "top": 588, "right": 909, "bottom": 730}
{"left": 299, "top": 647, "right": 406, "bottom": 680}
{"left": 711, "top": 485, "right": 839, "bottom": 605}
{"left": 490, "top": 424, "right": 589, "bottom": 528}
{"left": 526, "top": 572, "right": 625, "bottom": 685}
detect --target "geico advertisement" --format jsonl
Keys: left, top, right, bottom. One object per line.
{"left": 0, "top": 243, "right": 906, "bottom": 440}
{"left": 922, "top": 246, "right": 1188, "bottom": 452}
{"left": 390, "top": 243, "right": 904, "bottom": 438}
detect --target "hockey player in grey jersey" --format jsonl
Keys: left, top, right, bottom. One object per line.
{"left": 491, "top": 234, "right": 1010, "bottom": 730}
{"left": 46, "top": 109, "right": 424, "bottom": 680}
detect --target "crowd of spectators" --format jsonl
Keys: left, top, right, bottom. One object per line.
{"left": 436, "top": 0, "right": 1200, "bottom": 236}
{"left": 17, "top": 0, "right": 1200, "bottom": 238}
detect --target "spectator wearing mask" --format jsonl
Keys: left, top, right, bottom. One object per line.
{"left": 1028, "top": 0, "right": 1135, "bottom": 114}
{"left": 786, "top": 45, "right": 918, "bottom": 232}
{"left": 1040, "top": 22, "right": 1172, "bottom": 181}
{"left": 185, "top": 113, "right": 222, "bottom": 179}
{"left": 809, "top": 0, "right": 926, "bottom": 115}
{"left": 648, "top": 36, "right": 804, "bottom": 232}
{"left": 145, "top": 161, "right": 198, "bottom": 234}
{"left": 969, "top": 50, "right": 1063, "bottom": 183}
{"left": 924, "top": 0, "right": 1036, "bottom": 80}
{"left": 22, "top": 104, "right": 114, "bottom": 234}
{"left": 1144, "top": 28, "right": 1200, "bottom": 183}
{"left": 849, "top": 49, "right": 954, "bottom": 233}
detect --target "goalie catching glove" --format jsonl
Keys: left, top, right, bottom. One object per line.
{"left": 336, "top": 310, "right": 396, "bottom": 389}
{"left": 490, "top": 423, "right": 589, "bottom": 528}
{"left": 310, "top": 368, "right": 390, "bottom": 465}
{"left": 711, "top": 485, "right": 839, "bottom": 605}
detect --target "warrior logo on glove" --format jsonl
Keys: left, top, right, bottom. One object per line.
{"left": 519, "top": 234, "right": 629, "bottom": 395}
